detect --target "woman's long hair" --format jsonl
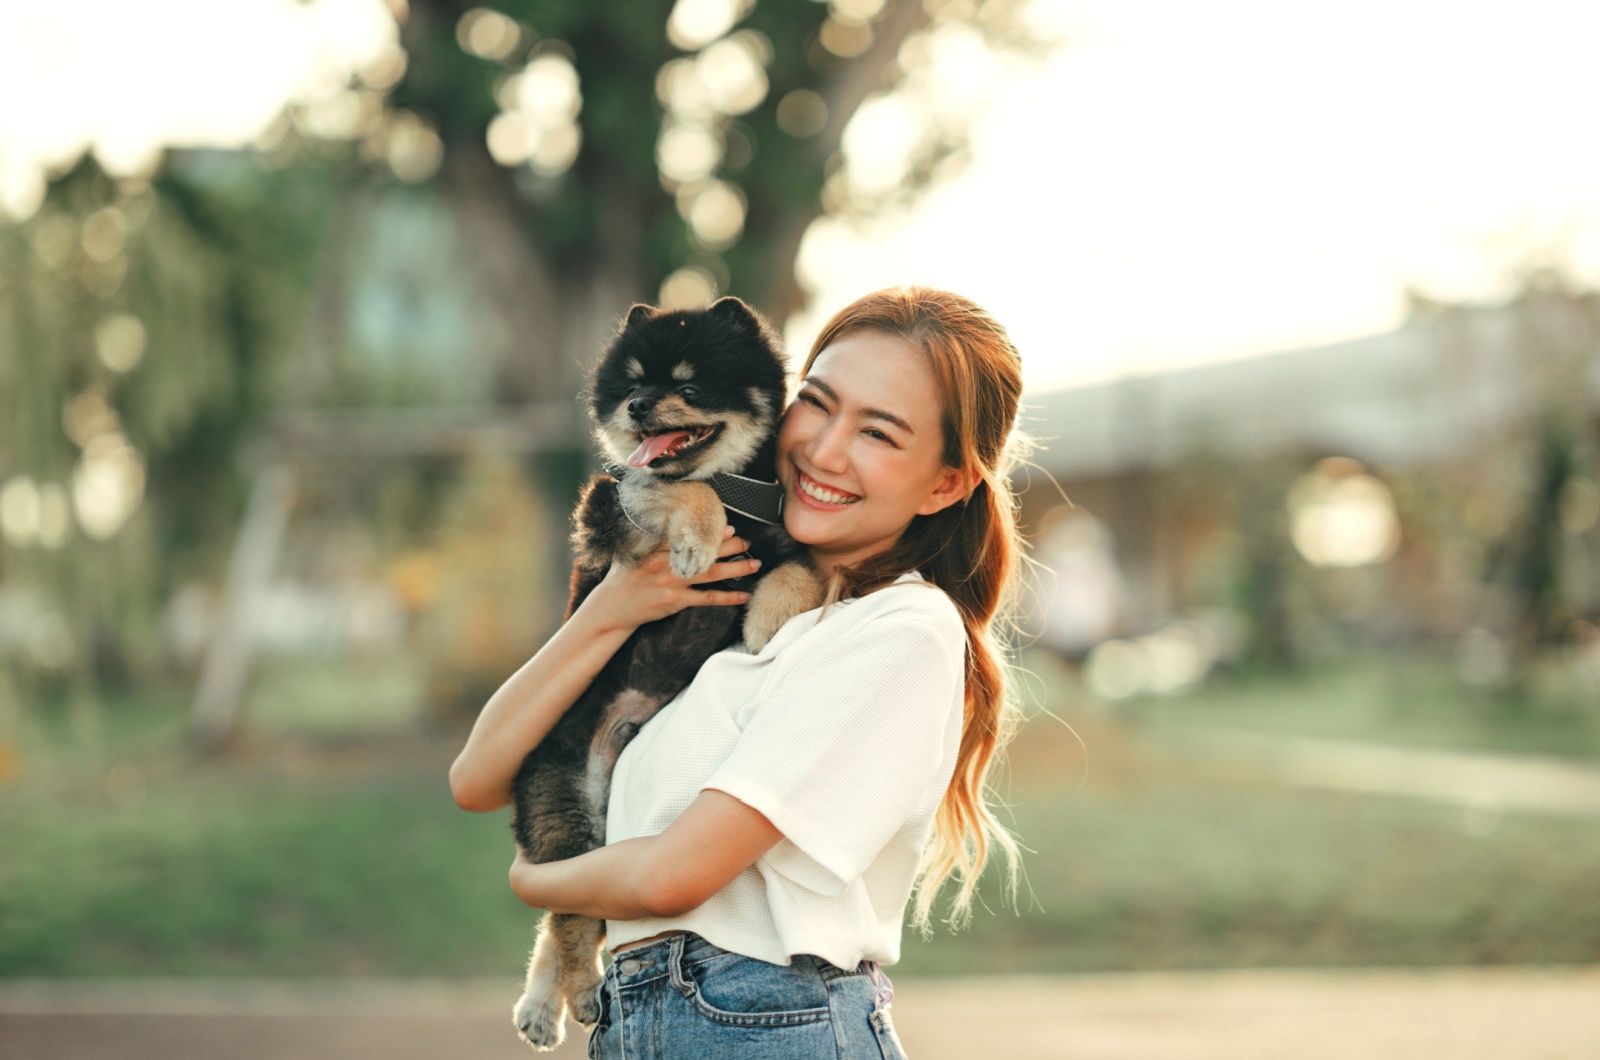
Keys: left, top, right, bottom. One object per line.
{"left": 802, "top": 286, "right": 1026, "bottom": 931}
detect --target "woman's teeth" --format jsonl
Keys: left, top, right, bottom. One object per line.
{"left": 799, "top": 475, "right": 859, "bottom": 505}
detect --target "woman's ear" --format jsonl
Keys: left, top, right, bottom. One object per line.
{"left": 917, "top": 466, "right": 978, "bottom": 516}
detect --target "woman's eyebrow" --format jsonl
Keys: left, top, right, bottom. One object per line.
{"left": 803, "top": 377, "right": 916, "bottom": 435}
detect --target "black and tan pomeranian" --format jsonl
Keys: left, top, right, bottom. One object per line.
{"left": 509, "top": 297, "right": 821, "bottom": 1049}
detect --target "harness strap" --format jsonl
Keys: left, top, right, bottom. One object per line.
{"left": 603, "top": 462, "right": 785, "bottom": 525}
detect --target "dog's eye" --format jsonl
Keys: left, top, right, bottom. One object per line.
{"left": 626, "top": 386, "right": 638, "bottom": 396}
{"left": 678, "top": 385, "right": 700, "bottom": 399}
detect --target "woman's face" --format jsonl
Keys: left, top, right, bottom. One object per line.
{"left": 776, "top": 330, "right": 969, "bottom": 576}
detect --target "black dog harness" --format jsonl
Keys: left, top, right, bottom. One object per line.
{"left": 603, "top": 463, "right": 785, "bottom": 525}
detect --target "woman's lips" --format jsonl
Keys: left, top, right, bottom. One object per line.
{"left": 793, "top": 468, "right": 861, "bottom": 509}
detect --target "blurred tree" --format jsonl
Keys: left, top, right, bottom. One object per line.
{"left": 2, "top": 0, "right": 1052, "bottom": 739}
{"left": 1478, "top": 272, "right": 1600, "bottom": 698}
{"left": 0, "top": 158, "right": 327, "bottom": 721}
{"left": 367, "top": 0, "right": 1041, "bottom": 405}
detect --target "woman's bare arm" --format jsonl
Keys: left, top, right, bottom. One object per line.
{"left": 507, "top": 789, "right": 783, "bottom": 918}
{"left": 448, "top": 530, "right": 759, "bottom": 813}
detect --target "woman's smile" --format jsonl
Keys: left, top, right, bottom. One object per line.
{"left": 793, "top": 468, "right": 861, "bottom": 508}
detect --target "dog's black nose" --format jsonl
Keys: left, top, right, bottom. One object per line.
{"left": 628, "top": 395, "right": 654, "bottom": 418}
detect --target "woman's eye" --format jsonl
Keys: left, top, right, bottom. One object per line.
{"left": 800, "top": 393, "right": 825, "bottom": 409}
{"left": 865, "top": 428, "right": 892, "bottom": 443}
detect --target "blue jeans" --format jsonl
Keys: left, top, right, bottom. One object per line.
{"left": 586, "top": 931, "right": 909, "bottom": 1059}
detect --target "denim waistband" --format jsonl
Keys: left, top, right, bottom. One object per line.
{"left": 605, "top": 932, "right": 875, "bottom": 991}
{"left": 606, "top": 932, "right": 722, "bottom": 988}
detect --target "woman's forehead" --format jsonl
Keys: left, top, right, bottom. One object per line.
{"left": 804, "top": 333, "right": 940, "bottom": 428}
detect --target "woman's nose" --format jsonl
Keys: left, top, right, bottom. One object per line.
{"left": 807, "top": 418, "right": 851, "bottom": 472}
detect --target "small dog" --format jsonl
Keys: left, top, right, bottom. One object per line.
{"left": 509, "top": 297, "right": 822, "bottom": 1049}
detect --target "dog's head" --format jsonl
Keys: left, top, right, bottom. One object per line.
{"left": 590, "top": 297, "right": 787, "bottom": 480}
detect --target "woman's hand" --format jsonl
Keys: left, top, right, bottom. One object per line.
{"left": 579, "top": 526, "right": 760, "bottom": 634}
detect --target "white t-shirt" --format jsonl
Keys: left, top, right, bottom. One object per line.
{"left": 604, "top": 571, "right": 967, "bottom": 971}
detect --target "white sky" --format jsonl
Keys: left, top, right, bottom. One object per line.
{"left": 0, "top": 0, "right": 393, "bottom": 200}
{"left": 790, "top": 0, "right": 1600, "bottom": 392}
{"left": 4, "top": 0, "right": 1599, "bottom": 394}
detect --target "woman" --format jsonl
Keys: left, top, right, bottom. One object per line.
{"left": 451, "top": 287, "right": 1026, "bottom": 1058}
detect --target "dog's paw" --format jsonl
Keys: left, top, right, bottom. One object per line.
{"left": 567, "top": 982, "right": 604, "bottom": 1028}
{"left": 743, "top": 611, "right": 778, "bottom": 654}
{"left": 742, "top": 561, "right": 822, "bottom": 653}
{"left": 514, "top": 986, "right": 567, "bottom": 1051}
{"left": 668, "top": 533, "right": 719, "bottom": 579}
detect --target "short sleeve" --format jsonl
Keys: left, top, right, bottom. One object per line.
{"left": 702, "top": 591, "right": 965, "bottom": 896}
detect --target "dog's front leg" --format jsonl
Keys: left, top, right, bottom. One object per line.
{"left": 664, "top": 481, "right": 727, "bottom": 577}
{"left": 514, "top": 913, "right": 568, "bottom": 1050}
{"left": 620, "top": 479, "right": 725, "bottom": 578}
{"left": 554, "top": 913, "right": 607, "bottom": 1028}
{"left": 744, "top": 561, "right": 824, "bottom": 652}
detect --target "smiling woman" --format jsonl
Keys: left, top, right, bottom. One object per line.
{"left": 462, "top": 286, "right": 1031, "bottom": 1059}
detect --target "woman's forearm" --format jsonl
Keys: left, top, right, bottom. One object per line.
{"left": 510, "top": 837, "right": 664, "bottom": 920}
{"left": 509, "top": 790, "right": 784, "bottom": 919}
{"left": 449, "top": 606, "right": 632, "bottom": 812}
{"left": 450, "top": 531, "right": 756, "bottom": 814}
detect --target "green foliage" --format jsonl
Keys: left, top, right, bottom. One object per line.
{"left": 0, "top": 156, "right": 328, "bottom": 689}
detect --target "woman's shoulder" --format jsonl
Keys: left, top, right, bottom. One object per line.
{"left": 836, "top": 571, "right": 965, "bottom": 643}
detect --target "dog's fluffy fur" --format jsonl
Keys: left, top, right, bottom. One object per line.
{"left": 509, "top": 297, "right": 822, "bottom": 1049}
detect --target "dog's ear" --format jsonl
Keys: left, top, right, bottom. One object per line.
{"left": 707, "top": 296, "right": 759, "bottom": 329}
{"left": 622, "top": 303, "right": 656, "bottom": 329}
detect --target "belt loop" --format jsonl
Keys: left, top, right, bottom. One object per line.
{"left": 667, "top": 934, "right": 694, "bottom": 998}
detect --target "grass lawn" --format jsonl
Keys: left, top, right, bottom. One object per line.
{"left": 1022, "top": 649, "right": 1600, "bottom": 762}
{"left": 2, "top": 660, "right": 1599, "bottom": 979}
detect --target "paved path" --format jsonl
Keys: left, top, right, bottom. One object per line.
{"left": 4, "top": 966, "right": 1598, "bottom": 1059}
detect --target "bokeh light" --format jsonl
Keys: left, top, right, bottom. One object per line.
{"left": 839, "top": 94, "right": 926, "bottom": 198}
{"left": 35, "top": 483, "right": 72, "bottom": 549}
{"left": 819, "top": 16, "right": 874, "bottom": 58}
{"left": 62, "top": 391, "right": 119, "bottom": 448}
{"left": 513, "top": 54, "right": 582, "bottom": 124}
{"left": 677, "top": 179, "right": 746, "bottom": 250}
{"left": 456, "top": 7, "right": 522, "bottom": 62}
{"left": 382, "top": 111, "right": 444, "bottom": 182}
{"left": 776, "top": 89, "right": 829, "bottom": 138}
{"left": 95, "top": 314, "right": 147, "bottom": 373}
{"left": 694, "top": 33, "right": 769, "bottom": 116}
{"left": 1289, "top": 457, "right": 1402, "bottom": 568}
{"left": 71, "top": 431, "right": 146, "bottom": 541}
{"left": 488, "top": 51, "right": 583, "bottom": 178}
{"left": 659, "top": 265, "right": 719, "bottom": 309}
{"left": 0, "top": 476, "right": 41, "bottom": 547}
{"left": 657, "top": 121, "right": 722, "bottom": 185}
{"left": 667, "top": 0, "right": 754, "bottom": 53}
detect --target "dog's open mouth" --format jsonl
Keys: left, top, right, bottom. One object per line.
{"left": 627, "top": 423, "right": 722, "bottom": 467}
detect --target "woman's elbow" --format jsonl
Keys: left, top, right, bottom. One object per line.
{"left": 636, "top": 874, "right": 709, "bottom": 919}
{"left": 449, "top": 757, "right": 509, "bottom": 813}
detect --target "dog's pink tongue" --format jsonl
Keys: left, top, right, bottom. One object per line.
{"left": 627, "top": 430, "right": 692, "bottom": 466}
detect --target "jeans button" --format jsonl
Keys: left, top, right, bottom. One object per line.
{"left": 619, "top": 958, "right": 641, "bottom": 976}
